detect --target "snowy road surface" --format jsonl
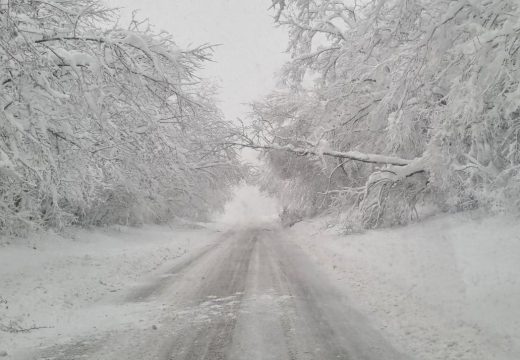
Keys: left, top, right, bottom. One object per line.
{"left": 28, "top": 227, "right": 407, "bottom": 360}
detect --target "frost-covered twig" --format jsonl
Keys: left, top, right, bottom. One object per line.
{"left": 0, "top": 321, "right": 52, "bottom": 333}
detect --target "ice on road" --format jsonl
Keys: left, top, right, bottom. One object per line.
{"left": 29, "top": 228, "right": 406, "bottom": 360}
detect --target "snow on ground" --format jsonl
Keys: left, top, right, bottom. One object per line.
{"left": 289, "top": 212, "right": 520, "bottom": 360}
{"left": 0, "top": 223, "right": 221, "bottom": 359}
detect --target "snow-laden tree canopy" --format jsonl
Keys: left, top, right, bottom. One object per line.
{"left": 0, "top": 0, "right": 242, "bottom": 234}
{"left": 249, "top": 0, "right": 520, "bottom": 228}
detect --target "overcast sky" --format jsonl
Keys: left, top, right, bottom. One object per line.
{"left": 108, "top": 0, "right": 288, "bottom": 122}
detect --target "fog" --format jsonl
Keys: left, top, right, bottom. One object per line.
{"left": 216, "top": 184, "right": 280, "bottom": 226}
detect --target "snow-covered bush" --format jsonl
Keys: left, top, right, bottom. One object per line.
{"left": 250, "top": 0, "right": 520, "bottom": 227}
{"left": 0, "top": 0, "right": 241, "bottom": 235}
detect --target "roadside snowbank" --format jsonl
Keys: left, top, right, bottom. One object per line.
{"left": 289, "top": 213, "right": 520, "bottom": 360}
{"left": 0, "top": 224, "right": 221, "bottom": 359}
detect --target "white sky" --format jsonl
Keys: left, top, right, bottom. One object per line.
{"left": 108, "top": 0, "right": 288, "bottom": 122}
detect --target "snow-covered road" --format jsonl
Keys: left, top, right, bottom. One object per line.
{"left": 26, "top": 227, "right": 406, "bottom": 360}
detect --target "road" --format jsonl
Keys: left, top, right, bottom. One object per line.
{"left": 32, "top": 228, "right": 408, "bottom": 360}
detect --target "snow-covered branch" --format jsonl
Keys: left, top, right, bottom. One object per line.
{"left": 229, "top": 141, "right": 414, "bottom": 167}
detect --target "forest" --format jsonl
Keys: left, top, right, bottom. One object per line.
{"left": 0, "top": 0, "right": 242, "bottom": 235}
{"left": 1, "top": 0, "right": 519, "bottom": 235}
{"left": 1, "top": 1, "right": 519, "bottom": 359}
{"left": 251, "top": 0, "right": 520, "bottom": 229}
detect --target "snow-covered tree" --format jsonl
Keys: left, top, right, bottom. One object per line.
{"left": 248, "top": 0, "right": 520, "bottom": 228}
{"left": 0, "top": 0, "right": 241, "bottom": 234}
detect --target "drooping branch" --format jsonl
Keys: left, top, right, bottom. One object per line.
{"left": 227, "top": 141, "right": 414, "bottom": 166}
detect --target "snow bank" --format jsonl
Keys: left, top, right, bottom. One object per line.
{"left": 0, "top": 224, "right": 220, "bottom": 358}
{"left": 289, "top": 213, "right": 520, "bottom": 360}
